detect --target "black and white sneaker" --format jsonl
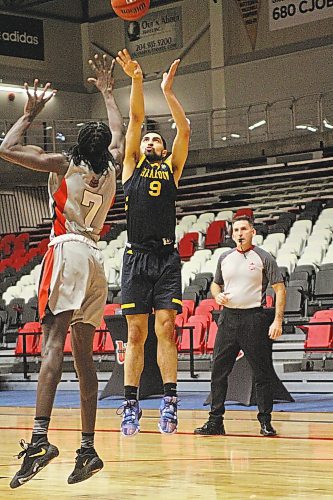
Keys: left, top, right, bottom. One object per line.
{"left": 67, "top": 447, "right": 104, "bottom": 484}
{"left": 194, "top": 420, "right": 226, "bottom": 436}
{"left": 260, "top": 421, "right": 277, "bottom": 437}
{"left": 10, "top": 439, "right": 59, "bottom": 489}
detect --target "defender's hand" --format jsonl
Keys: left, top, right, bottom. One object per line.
{"left": 88, "top": 54, "right": 115, "bottom": 96}
{"left": 24, "top": 79, "right": 56, "bottom": 120}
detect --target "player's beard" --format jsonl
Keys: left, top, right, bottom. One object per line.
{"left": 145, "top": 150, "right": 163, "bottom": 162}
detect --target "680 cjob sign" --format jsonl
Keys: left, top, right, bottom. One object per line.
{"left": 269, "top": 0, "right": 333, "bottom": 30}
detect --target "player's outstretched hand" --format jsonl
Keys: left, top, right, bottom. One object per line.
{"left": 88, "top": 54, "right": 116, "bottom": 96}
{"left": 24, "top": 79, "right": 56, "bottom": 120}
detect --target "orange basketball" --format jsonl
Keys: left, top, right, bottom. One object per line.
{"left": 111, "top": 0, "right": 150, "bottom": 21}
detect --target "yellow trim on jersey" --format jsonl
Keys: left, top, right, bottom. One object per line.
{"left": 126, "top": 249, "right": 133, "bottom": 255}
{"left": 136, "top": 154, "right": 146, "bottom": 169}
{"left": 164, "top": 155, "right": 173, "bottom": 174}
{"left": 121, "top": 303, "right": 136, "bottom": 309}
{"left": 172, "top": 298, "right": 182, "bottom": 306}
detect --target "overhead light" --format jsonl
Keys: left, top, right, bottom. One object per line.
{"left": 221, "top": 136, "right": 227, "bottom": 141}
{"left": 0, "top": 83, "right": 54, "bottom": 98}
{"left": 56, "top": 132, "right": 65, "bottom": 142}
{"left": 248, "top": 119, "right": 266, "bottom": 131}
{"left": 76, "top": 122, "right": 84, "bottom": 127}
{"left": 323, "top": 119, "right": 333, "bottom": 130}
{"left": 295, "top": 124, "right": 317, "bottom": 132}
{"left": 230, "top": 133, "right": 240, "bottom": 138}
{"left": 45, "top": 126, "right": 53, "bottom": 130}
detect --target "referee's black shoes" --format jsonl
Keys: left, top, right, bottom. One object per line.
{"left": 194, "top": 420, "right": 226, "bottom": 435}
{"left": 260, "top": 421, "right": 277, "bottom": 437}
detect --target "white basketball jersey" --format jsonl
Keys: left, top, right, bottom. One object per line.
{"left": 48, "top": 159, "right": 116, "bottom": 242}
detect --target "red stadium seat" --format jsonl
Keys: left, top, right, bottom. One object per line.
{"left": 93, "top": 330, "right": 105, "bottom": 353}
{"left": 182, "top": 300, "right": 196, "bottom": 317}
{"left": 104, "top": 303, "right": 121, "bottom": 316}
{"left": 304, "top": 310, "right": 333, "bottom": 349}
{"left": 15, "top": 322, "right": 42, "bottom": 356}
{"left": 205, "top": 321, "right": 218, "bottom": 353}
{"left": 199, "top": 298, "right": 221, "bottom": 310}
{"left": 178, "top": 304, "right": 190, "bottom": 322}
{"left": 205, "top": 220, "right": 226, "bottom": 249}
{"left": 100, "top": 332, "right": 115, "bottom": 353}
{"left": 174, "top": 314, "right": 184, "bottom": 347}
{"left": 188, "top": 313, "right": 211, "bottom": 334}
{"left": 179, "top": 321, "right": 205, "bottom": 354}
{"left": 178, "top": 232, "right": 199, "bottom": 261}
{"left": 265, "top": 295, "right": 274, "bottom": 308}
{"left": 234, "top": 208, "right": 253, "bottom": 219}
{"left": 63, "top": 331, "right": 72, "bottom": 354}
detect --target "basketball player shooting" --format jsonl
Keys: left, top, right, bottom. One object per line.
{"left": 115, "top": 48, "right": 190, "bottom": 436}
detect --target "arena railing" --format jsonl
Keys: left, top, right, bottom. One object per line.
{"left": 0, "top": 89, "right": 332, "bottom": 153}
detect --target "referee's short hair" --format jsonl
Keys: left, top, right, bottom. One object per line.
{"left": 232, "top": 215, "right": 254, "bottom": 227}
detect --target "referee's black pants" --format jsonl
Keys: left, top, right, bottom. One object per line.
{"left": 209, "top": 307, "right": 274, "bottom": 424}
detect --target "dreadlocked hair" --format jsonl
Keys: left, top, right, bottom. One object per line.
{"left": 69, "top": 121, "right": 115, "bottom": 175}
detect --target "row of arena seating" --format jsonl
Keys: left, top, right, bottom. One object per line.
{"left": 14, "top": 301, "right": 333, "bottom": 357}
{"left": 14, "top": 300, "right": 222, "bottom": 356}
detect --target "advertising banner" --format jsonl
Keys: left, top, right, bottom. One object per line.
{"left": 269, "top": 0, "right": 333, "bottom": 30}
{"left": 234, "top": 0, "right": 261, "bottom": 50}
{"left": 125, "top": 6, "right": 182, "bottom": 58}
{"left": 0, "top": 14, "right": 44, "bottom": 60}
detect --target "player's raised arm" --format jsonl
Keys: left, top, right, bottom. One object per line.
{"left": 116, "top": 49, "right": 144, "bottom": 184}
{"left": 161, "top": 59, "right": 190, "bottom": 184}
{"left": 88, "top": 54, "right": 125, "bottom": 175}
{"left": 0, "top": 79, "right": 68, "bottom": 174}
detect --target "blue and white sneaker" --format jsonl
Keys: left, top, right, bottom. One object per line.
{"left": 158, "top": 396, "right": 178, "bottom": 434}
{"left": 119, "top": 400, "right": 142, "bottom": 437}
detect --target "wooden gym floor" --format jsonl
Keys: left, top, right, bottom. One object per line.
{"left": 0, "top": 407, "right": 333, "bottom": 499}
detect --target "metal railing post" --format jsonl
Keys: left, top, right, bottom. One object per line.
{"left": 265, "top": 104, "right": 269, "bottom": 140}
{"left": 291, "top": 98, "right": 296, "bottom": 132}
{"left": 246, "top": 106, "right": 251, "bottom": 143}
{"left": 51, "top": 121, "right": 56, "bottom": 153}
{"left": 318, "top": 94, "right": 323, "bottom": 132}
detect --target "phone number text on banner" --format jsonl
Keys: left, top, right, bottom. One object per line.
{"left": 124, "top": 6, "right": 183, "bottom": 58}
{"left": 269, "top": 0, "right": 333, "bottom": 30}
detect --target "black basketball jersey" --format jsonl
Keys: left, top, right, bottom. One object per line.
{"left": 123, "top": 154, "right": 177, "bottom": 245}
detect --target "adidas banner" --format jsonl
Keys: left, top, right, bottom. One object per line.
{"left": 0, "top": 14, "right": 44, "bottom": 60}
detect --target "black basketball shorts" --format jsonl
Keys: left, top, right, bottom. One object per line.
{"left": 121, "top": 247, "right": 182, "bottom": 315}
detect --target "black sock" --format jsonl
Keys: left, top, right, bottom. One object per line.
{"left": 81, "top": 432, "right": 95, "bottom": 451}
{"left": 124, "top": 385, "right": 138, "bottom": 401}
{"left": 164, "top": 383, "right": 177, "bottom": 398}
{"left": 31, "top": 416, "right": 50, "bottom": 445}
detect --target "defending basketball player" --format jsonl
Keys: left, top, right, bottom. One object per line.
{"left": 116, "top": 49, "right": 190, "bottom": 436}
{"left": 0, "top": 54, "right": 125, "bottom": 487}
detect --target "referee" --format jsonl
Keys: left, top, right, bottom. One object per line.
{"left": 194, "top": 215, "right": 286, "bottom": 436}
